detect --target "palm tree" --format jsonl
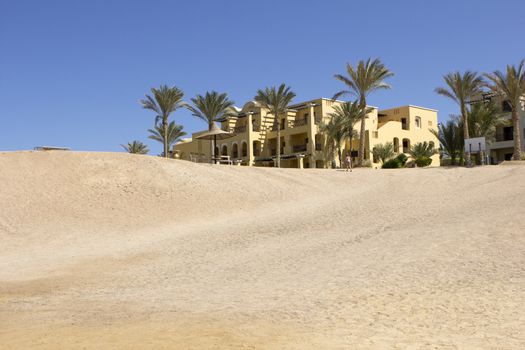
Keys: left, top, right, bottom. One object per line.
{"left": 372, "top": 142, "right": 395, "bottom": 164}
{"left": 408, "top": 141, "right": 437, "bottom": 167}
{"left": 187, "top": 91, "right": 237, "bottom": 159}
{"left": 467, "top": 101, "right": 506, "bottom": 143}
{"left": 148, "top": 121, "right": 187, "bottom": 157}
{"left": 431, "top": 119, "right": 463, "bottom": 165}
{"left": 319, "top": 113, "right": 347, "bottom": 167}
{"left": 333, "top": 58, "right": 393, "bottom": 166}
{"left": 254, "top": 84, "right": 296, "bottom": 168}
{"left": 327, "top": 101, "right": 368, "bottom": 160}
{"left": 435, "top": 71, "right": 484, "bottom": 165}
{"left": 484, "top": 59, "right": 525, "bottom": 160}
{"left": 141, "top": 85, "right": 185, "bottom": 158}
{"left": 121, "top": 140, "right": 149, "bottom": 154}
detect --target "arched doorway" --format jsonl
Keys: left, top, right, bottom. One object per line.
{"left": 393, "top": 137, "right": 399, "bottom": 153}
{"left": 402, "top": 138, "right": 410, "bottom": 153}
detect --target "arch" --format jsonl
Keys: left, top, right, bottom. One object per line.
{"left": 241, "top": 141, "right": 248, "bottom": 157}
{"left": 415, "top": 116, "right": 421, "bottom": 129}
{"left": 241, "top": 101, "right": 261, "bottom": 113}
{"left": 221, "top": 144, "right": 228, "bottom": 156}
{"left": 393, "top": 137, "right": 400, "bottom": 153}
{"left": 402, "top": 138, "right": 411, "bottom": 153}
{"left": 232, "top": 143, "right": 239, "bottom": 158}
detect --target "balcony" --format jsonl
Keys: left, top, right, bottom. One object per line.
{"left": 292, "top": 144, "right": 307, "bottom": 152}
{"left": 234, "top": 125, "right": 247, "bottom": 133}
{"left": 495, "top": 132, "right": 513, "bottom": 142}
{"left": 292, "top": 118, "right": 308, "bottom": 127}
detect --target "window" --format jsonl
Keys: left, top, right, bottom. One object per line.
{"left": 502, "top": 100, "right": 512, "bottom": 112}
{"left": 401, "top": 118, "right": 408, "bottom": 130}
{"left": 281, "top": 118, "right": 285, "bottom": 130}
{"left": 415, "top": 116, "right": 421, "bottom": 129}
{"left": 503, "top": 126, "right": 514, "bottom": 141}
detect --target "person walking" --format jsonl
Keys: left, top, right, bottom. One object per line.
{"left": 345, "top": 154, "right": 352, "bottom": 172}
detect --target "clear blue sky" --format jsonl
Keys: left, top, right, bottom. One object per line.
{"left": 1, "top": 0, "right": 524, "bottom": 154}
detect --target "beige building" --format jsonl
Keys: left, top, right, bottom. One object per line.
{"left": 174, "top": 98, "right": 440, "bottom": 168}
{"left": 475, "top": 93, "right": 525, "bottom": 163}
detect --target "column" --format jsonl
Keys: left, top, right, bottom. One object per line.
{"left": 284, "top": 135, "right": 292, "bottom": 154}
{"left": 308, "top": 103, "right": 316, "bottom": 168}
{"left": 247, "top": 112, "right": 254, "bottom": 166}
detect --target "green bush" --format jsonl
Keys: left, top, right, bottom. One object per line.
{"left": 395, "top": 153, "right": 408, "bottom": 166}
{"left": 415, "top": 157, "right": 432, "bottom": 167}
{"left": 382, "top": 159, "right": 401, "bottom": 169}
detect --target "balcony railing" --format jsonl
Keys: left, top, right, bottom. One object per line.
{"left": 234, "top": 125, "right": 247, "bottom": 133}
{"left": 292, "top": 145, "right": 307, "bottom": 152}
{"left": 403, "top": 147, "right": 409, "bottom": 153}
{"left": 495, "top": 133, "right": 513, "bottom": 142}
{"left": 293, "top": 118, "right": 308, "bottom": 127}
{"left": 314, "top": 116, "right": 322, "bottom": 124}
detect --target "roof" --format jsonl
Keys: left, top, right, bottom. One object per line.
{"left": 380, "top": 105, "right": 438, "bottom": 113}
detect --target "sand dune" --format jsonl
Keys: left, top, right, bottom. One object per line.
{"left": 1, "top": 151, "right": 524, "bottom": 349}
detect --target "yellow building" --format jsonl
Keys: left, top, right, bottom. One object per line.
{"left": 174, "top": 98, "right": 440, "bottom": 168}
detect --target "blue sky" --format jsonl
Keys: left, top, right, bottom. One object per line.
{"left": 1, "top": 0, "right": 524, "bottom": 154}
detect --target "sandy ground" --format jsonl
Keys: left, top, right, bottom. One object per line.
{"left": 0, "top": 151, "right": 524, "bottom": 349}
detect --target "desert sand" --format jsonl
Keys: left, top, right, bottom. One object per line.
{"left": 0, "top": 151, "right": 524, "bottom": 349}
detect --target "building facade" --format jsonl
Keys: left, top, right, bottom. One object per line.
{"left": 174, "top": 98, "right": 440, "bottom": 168}
{"left": 475, "top": 93, "right": 525, "bottom": 163}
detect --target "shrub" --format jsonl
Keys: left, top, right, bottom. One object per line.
{"left": 395, "top": 153, "right": 408, "bottom": 166}
{"left": 372, "top": 142, "right": 395, "bottom": 164}
{"left": 415, "top": 156, "right": 432, "bottom": 167}
{"left": 382, "top": 158, "right": 401, "bottom": 169}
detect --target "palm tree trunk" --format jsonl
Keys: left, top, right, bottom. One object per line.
{"left": 461, "top": 104, "right": 471, "bottom": 166}
{"left": 276, "top": 122, "right": 281, "bottom": 168}
{"left": 512, "top": 109, "right": 522, "bottom": 160}
{"left": 358, "top": 97, "right": 366, "bottom": 166}
{"left": 163, "top": 117, "right": 169, "bottom": 158}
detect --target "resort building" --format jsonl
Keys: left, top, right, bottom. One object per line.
{"left": 174, "top": 98, "right": 440, "bottom": 168}
{"left": 473, "top": 92, "right": 525, "bottom": 163}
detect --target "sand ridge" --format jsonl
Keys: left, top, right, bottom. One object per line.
{"left": 1, "top": 151, "right": 524, "bottom": 349}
